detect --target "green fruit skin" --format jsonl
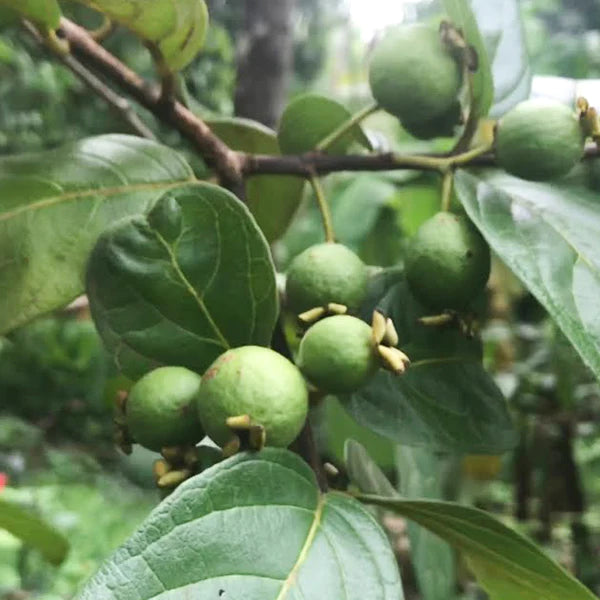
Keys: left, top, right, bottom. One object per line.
{"left": 495, "top": 99, "right": 584, "bottom": 181}
{"left": 402, "top": 101, "right": 462, "bottom": 140}
{"left": 127, "top": 367, "right": 204, "bottom": 452}
{"left": 285, "top": 243, "right": 368, "bottom": 314}
{"left": 405, "top": 212, "right": 491, "bottom": 311}
{"left": 197, "top": 346, "right": 308, "bottom": 448}
{"left": 369, "top": 24, "right": 462, "bottom": 124}
{"left": 296, "top": 315, "right": 379, "bottom": 394}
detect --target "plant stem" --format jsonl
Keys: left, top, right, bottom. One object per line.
{"left": 309, "top": 174, "right": 335, "bottom": 242}
{"left": 453, "top": 72, "right": 479, "bottom": 154}
{"left": 316, "top": 101, "right": 379, "bottom": 153}
{"left": 441, "top": 170, "right": 454, "bottom": 212}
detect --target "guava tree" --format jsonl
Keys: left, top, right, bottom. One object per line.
{"left": 0, "top": 1, "right": 599, "bottom": 599}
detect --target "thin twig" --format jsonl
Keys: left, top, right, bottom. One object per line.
{"left": 316, "top": 101, "right": 379, "bottom": 153}
{"left": 24, "top": 21, "right": 156, "bottom": 140}
{"left": 57, "top": 17, "right": 243, "bottom": 186}
{"left": 309, "top": 174, "right": 335, "bottom": 242}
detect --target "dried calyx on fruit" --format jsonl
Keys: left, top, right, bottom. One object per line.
{"left": 124, "top": 366, "right": 204, "bottom": 453}
{"left": 495, "top": 98, "right": 585, "bottom": 181}
{"left": 196, "top": 346, "right": 308, "bottom": 453}
{"left": 369, "top": 23, "right": 463, "bottom": 139}
{"left": 296, "top": 312, "right": 410, "bottom": 394}
{"left": 285, "top": 242, "right": 368, "bottom": 316}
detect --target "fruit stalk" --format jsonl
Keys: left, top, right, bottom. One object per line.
{"left": 309, "top": 174, "right": 335, "bottom": 243}
{"left": 315, "top": 101, "right": 379, "bottom": 153}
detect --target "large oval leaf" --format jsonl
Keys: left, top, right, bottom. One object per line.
{"left": 278, "top": 94, "right": 372, "bottom": 155}
{"left": 443, "top": 0, "right": 494, "bottom": 117}
{"left": 471, "top": 0, "right": 532, "bottom": 117}
{"left": 77, "top": 0, "right": 209, "bottom": 71}
{"left": 342, "top": 280, "right": 516, "bottom": 453}
{"left": 347, "top": 441, "right": 595, "bottom": 600}
{"left": 359, "top": 495, "right": 596, "bottom": 600}
{"left": 345, "top": 440, "right": 456, "bottom": 600}
{"left": 208, "top": 117, "right": 305, "bottom": 242}
{"left": 455, "top": 169, "right": 600, "bottom": 382}
{"left": 0, "top": 135, "right": 194, "bottom": 335}
{"left": 0, "top": 498, "right": 69, "bottom": 565}
{"left": 0, "top": 0, "right": 60, "bottom": 28}
{"left": 78, "top": 449, "right": 403, "bottom": 600}
{"left": 86, "top": 182, "right": 278, "bottom": 379}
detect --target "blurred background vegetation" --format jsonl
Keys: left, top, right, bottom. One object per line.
{"left": 2, "top": 1, "right": 600, "bottom": 599}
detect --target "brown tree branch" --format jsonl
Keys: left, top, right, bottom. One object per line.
{"left": 24, "top": 21, "right": 156, "bottom": 141}
{"left": 57, "top": 17, "right": 243, "bottom": 186}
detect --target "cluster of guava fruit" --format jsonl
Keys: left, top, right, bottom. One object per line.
{"left": 115, "top": 19, "right": 590, "bottom": 494}
{"left": 118, "top": 237, "right": 411, "bottom": 493}
{"left": 369, "top": 22, "right": 586, "bottom": 178}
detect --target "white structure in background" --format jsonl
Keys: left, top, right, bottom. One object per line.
{"left": 532, "top": 76, "right": 600, "bottom": 108}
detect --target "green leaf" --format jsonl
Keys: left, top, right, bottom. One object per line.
{"left": 358, "top": 494, "right": 596, "bottom": 600}
{"left": 207, "top": 117, "right": 304, "bottom": 242}
{"left": 455, "top": 169, "right": 600, "bottom": 382}
{"left": 344, "top": 439, "right": 397, "bottom": 498}
{"left": 395, "top": 446, "right": 457, "bottom": 600}
{"left": 278, "top": 94, "right": 372, "bottom": 155}
{"left": 443, "top": 0, "right": 494, "bottom": 117}
{"left": 86, "top": 182, "right": 278, "bottom": 379}
{"left": 0, "top": 134, "right": 194, "bottom": 335}
{"left": 0, "top": 498, "right": 68, "bottom": 565}
{"left": 344, "top": 280, "right": 516, "bottom": 453}
{"left": 346, "top": 439, "right": 457, "bottom": 600}
{"left": 0, "top": 0, "right": 60, "bottom": 28}
{"left": 79, "top": 449, "right": 403, "bottom": 600}
{"left": 76, "top": 0, "right": 209, "bottom": 71}
{"left": 471, "top": 0, "right": 531, "bottom": 117}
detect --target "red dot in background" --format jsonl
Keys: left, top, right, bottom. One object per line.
{"left": 0, "top": 472, "right": 8, "bottom": 491}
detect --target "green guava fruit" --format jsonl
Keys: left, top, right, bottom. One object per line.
{"left": 405, "top": 212, "right": 490, "bottom": 311}
{"left": 495, "top": 99, "right": 585, "bottom": 181}
{"left": 296, "top": 315, "right": 379, "bottom": 394}
{"left": 369, "top": 24, "right": 462, "bottom": 125}
{"left": 196, "top": 346, "right": 308, "bottom": 448}
{"left": 402, "top": 101, "right": 462, "bottom": 140}
{"left": 126, "top": 367, "right": 204, "bottom": 452}
{"left": 285, "top": 243, "right": 368, "bottom": 314}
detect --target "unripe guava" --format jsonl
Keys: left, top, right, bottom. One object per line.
{"left": 296, "top": 315, "right": 379, "bottom": 394}
{"left": 402, "top": 101, "right": 462, "bottom": 140}
{"left": 369, "top": 24, "right": 462, "bottom": 125}
{"left": 495, "top": 99, "right": 584, "bottom": 181}
{"left": 126, "top": 367, "right": 204, "bottom": 452}
{"left": 285, "top": 243, "right": 368, "bottom": 314}
{"left": 197, "top": 346, "right": 308, "bottom": 448}
{"left": 405, "top": 212, "right": 490, "bottom": 311}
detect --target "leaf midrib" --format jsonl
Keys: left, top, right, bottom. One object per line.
{"left": 0, "top": 181, "right": 191, "bottom": 223}
{"left": 152, "top": 228, "right": 230, "bottom": 350}
{"left": 275, "top": 494, "right": 325, "bottom": 600}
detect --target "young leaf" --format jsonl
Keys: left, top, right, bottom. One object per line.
{"left": 344, "top": 280, "right": 517, "bottom": 453}
{"left": 442, "top": 0, "right": 494, "bottom": 117}
{"left": 86, "top": 182, "right": 278, "bottom": 379}
{"left": 278, "top": 94, "right": 372, "bottom": 155}
{"left": 78, "top": 449, "right": 404, "bottom": 600}
{"left": 0, "top": 135, "right": 195, "bottom": 335}
{"left": 471, "top": 0, "right": 532, "bottom": 117}
{"left": 455, "top": 169, "right": 600, "bottom": 382}
{"left": 76, "top": 0, "right": 209, "bottom": 71}
{"left": 344, "top": 439, "right": 397, "bottom": 498}
{"left": 0, "top": 0, "right": 60, "bottom": 28}
{"left": 395, "top": 446, "right": 457, "bottom": 600}
{"left": 358, "top": 495, "right": 597, "bottom": 600}
{"left": 207, "top": 117, "right": 305, "bottom": 242}
{"left": 0, "top": 498, "right": 69, "bottom": 565}
{"left": 346, "top": 440, "right": 457, "bottom": 600}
